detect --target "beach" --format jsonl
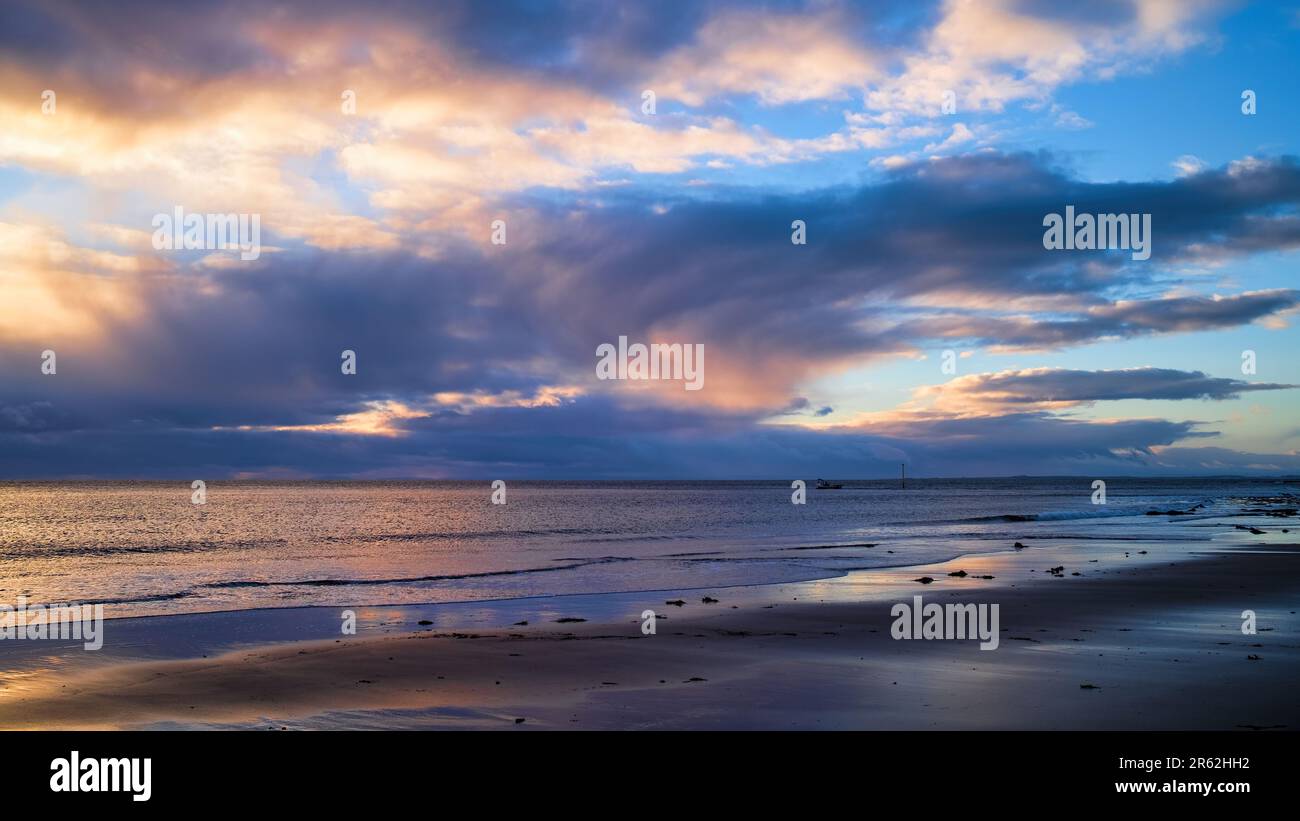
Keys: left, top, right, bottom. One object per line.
{"left": 1, "top": 514, "right": 1295, "bottom": 730}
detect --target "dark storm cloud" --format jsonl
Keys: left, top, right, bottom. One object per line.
{"left": 6, "top": 403, "right": 1272, "bottom": 479}
{"left": 0, "top": 0, "right": 724, "bottom": 98}
{"left": 0, "top": 0, "right": 274, "bottom": 79}
{"left": 494, "top": 153, "right": 1300, "bottom": 366}
{"left": 900, "top": 290, "right": 1300, "bottom": 350}
{"left": 5, "top": 153, "right": 1300, "bottom": 476}
{"left": 2, "top": 244, "right": 566, "bottom": 433}
{"left": 0, "top": 0, "right": 952, "bottom": 123}
{"left": 936, "top": 368, "right": 1298, "bottom": 405}
{"left": 0, "top": 401, "right": 71, "bottom": 432}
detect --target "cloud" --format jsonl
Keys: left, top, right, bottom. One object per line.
{"left": 0, "top": 1, "right": 1294, "bottom": 479}
{"left": 1172, "top": 154, "right": 1206, "bottom": 176}
{"left": 6, "top": 152, "right": 1300, "bottom": 449}
{"left": 916, "top": 367, "right": 1299, "bottom": 413}
{"left": 902, "top": 290, "right": 1300, "bottom": 352}
{"left": 0, "top": 0, "right": 1234, "bottom": 252}
{"left": 645, "top": 7, "right": 881, "bottom": 106}
{"left": 0, "top": 3, "right": 740, "bottom": 245}
{"left": 11, "top": 397, "right": 1287, "bottom": 479}
{"left": 923, "top": 122, "right": 977, "bottom": 153}
{"left": 217, "top": 400, "right": 431, "bottom": 438}
{"left": 864, "top": 0, "right": 1223, "bottom": 117}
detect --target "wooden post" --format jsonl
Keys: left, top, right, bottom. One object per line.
{"left": 901, "top": 462, "right": 905, "bottom": 489}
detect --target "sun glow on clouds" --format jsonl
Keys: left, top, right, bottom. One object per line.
{"left": 646, "top": 8, "right": 881, "bottom": 106}
{"left": 4, "top": 0, "right": 1298, "bottom": 478}
{"left": 0, "top": 1, "right": 1223, "bottom": 256}
{"left": 215, "top": 400, "right": 429, "bottom": 438}
{"left": 432, "top": 386, "right": 584, "bottom": 411}
{"left": 0, "top": 221, "right": 149, "bottom": 342}
{"left": 217, "top": 388, "right": 588, "bottom": 438}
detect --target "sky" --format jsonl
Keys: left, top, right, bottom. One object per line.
{"left": 1, "top": 0, "right": 1298, "bottom": 479}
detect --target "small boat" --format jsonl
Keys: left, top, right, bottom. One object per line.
{"left": 815, "top": 479, "right": 843, "bottom": 490}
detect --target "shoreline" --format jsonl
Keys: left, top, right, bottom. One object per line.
{"left": 1, "top": 515, "right": 1285, "bottom": 670}
{"left": 1, "top": 523, "right": 1296, "bottom": 730}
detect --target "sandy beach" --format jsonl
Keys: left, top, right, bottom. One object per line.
{"left": 2, "top": 523, "right": 1295, "bottom": 731}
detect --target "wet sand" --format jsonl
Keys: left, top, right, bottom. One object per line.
{"left": 1, "top": 533, "right": 1296, "bottom": 730}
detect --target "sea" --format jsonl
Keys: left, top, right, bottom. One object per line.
{"left": 0, "top": 477, "right": 1294, "bottom": 618}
